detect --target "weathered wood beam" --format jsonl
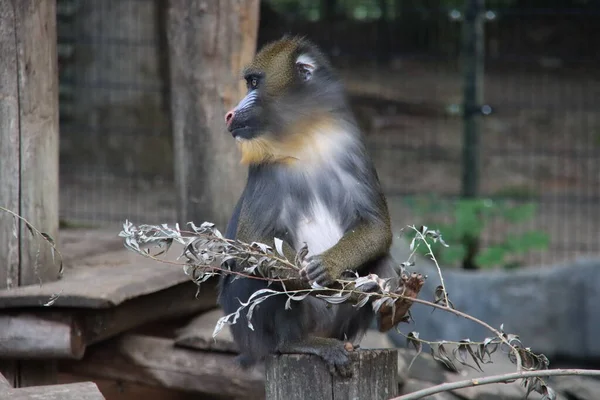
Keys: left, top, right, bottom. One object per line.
{"left": 174, "top": 308, "right": 238, "bottom": 353}
{"left": 0, "top": 259, "right": 199, "bottom": 310}
{"left": 0, "top": 0, "right": 60, "bottom": 387}
{"left": 0, "top": 0, "right": 20, "bottom": 294}
{"left": 0, "top": 314, "right": 84, "bottom": 360}
{"left": 78, "top": 281, "right": 218, "bottom": 347}
{"left": 59, "top": 334, "right": 265, "bottom": 400}
{"left": 2, "top": 382, "right": 105, "bottom": 400}
{"left": 59, "top": 373, "right": 211, "bottom": 400}
{"left": 265, "top": 349, "right": 398, "bottom": 400}
{"left": 0, "top": 281, "right": 217, "bottom": 360}
{"left": 166, "top": 0, "right": 260, "bottom": 230}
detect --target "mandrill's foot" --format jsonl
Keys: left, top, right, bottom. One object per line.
{"left": 318, "top": 341, "right": 353, "bottom": 378}
{"left": 278, "top": 337, "right": 354, "bottom": 378}
{"left": 377, "top": 272, "right": 426, "bottom": 332}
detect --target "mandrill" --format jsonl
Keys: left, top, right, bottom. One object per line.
{"left": 218, "top": 36, "right": 400, "bottom": 377}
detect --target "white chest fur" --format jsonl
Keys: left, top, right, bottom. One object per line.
{"left": 294, "top": 198, "right": 344, "bottom": 256}
{"left": 280, "top": 124, "right": 364, "bottom": 256}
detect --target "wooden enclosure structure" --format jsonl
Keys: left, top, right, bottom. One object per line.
{"left": 0, "top": 0, "right": 63, "bottom": 389}
{"left": 0, "top": 0, "right": 264, "bottom": 398}
{"left": 0, "top": 1, "right": 402, "bottom": 399}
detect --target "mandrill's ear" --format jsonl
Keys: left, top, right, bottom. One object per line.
{"left": 295, "top": 54, "right": 316, "bottom": 82}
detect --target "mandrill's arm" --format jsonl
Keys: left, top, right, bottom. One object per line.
{"left": 301, "top": 197, "right": 393, "bottom": 287}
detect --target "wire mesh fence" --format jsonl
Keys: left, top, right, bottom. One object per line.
{"left": 57, "top": 0, "right": 175, "bottom": 226}
{"left": 57, "top": 0, "right": 600, "bottom": 268}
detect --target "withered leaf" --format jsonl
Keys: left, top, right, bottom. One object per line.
{"left": 43, "top": 291, "right": 62, "bottom": 307}
{"left": 406, "top": 331, "right": 422, "bottom": 353}
{"left": 274, "top": 237, "right": 286, "bottom": 259}
{"left": 40, "top": 232, "right": 55, "bottom": 245}
{"left": 431, "top": 342, "right": 457, "bottom": 371}
{"left": 453, "top": 340, "right": 480, "bottom": 372}
{"left": 316, "top": 292, "right": 352, "bottom": 304}
{"left": 541, "top": 385, "right": 556, "bottom": 400}
{"left": 353, "top": 294, "right": 371, "bottom": 309}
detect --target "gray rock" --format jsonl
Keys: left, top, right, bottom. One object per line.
{"left": 550, "top": 375, "right": 600, "bottom": 400}
{"left": 388, "top": 238, "right": 600, "bottom": 362}
{"left": 361, "top": 329, "right": 396, "bottom": 350}
{"left": 398, "top": 349, "right": 455, "bottom": 385}
{"left": 444, "top": 373, "right": 526, "bottom": 400}
{"left": 399, "top": 378, "right": 461, "bottom": 400}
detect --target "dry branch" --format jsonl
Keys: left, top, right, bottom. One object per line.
{"left": 118, "top": 220, "right": 564, "bottom": 398}
{"left": 392, "top": 369, "right": 600, "bottom": 400}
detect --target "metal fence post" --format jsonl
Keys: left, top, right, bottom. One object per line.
{"left": 461, "top": 0, "right": 486, "bottom": 198}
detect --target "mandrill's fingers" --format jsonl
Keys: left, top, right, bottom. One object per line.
{"left": 314, "top": 272, "right": 334, "bottom": 287}
{"left": 300, "top": 256, "right": 335, "bottom": 287}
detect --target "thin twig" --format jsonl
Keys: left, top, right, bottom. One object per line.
{"left": 407, "top": 224, "right": 522, "bottom": 371}
{"left": 390, "top": 368, "right": 600, "bottom": 400}
{"left": 410, "top": 225, "right": 449, "bottom": 309}
{"left": 0, "top": 206, "right": 64, "bottom": 278}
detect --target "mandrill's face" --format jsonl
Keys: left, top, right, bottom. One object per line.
{"left": 223, "top": 36, "right": 348, "bottom": 166}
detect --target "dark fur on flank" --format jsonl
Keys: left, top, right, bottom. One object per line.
{"left": 218, "top": 36, "right": 397, "bottom": 375}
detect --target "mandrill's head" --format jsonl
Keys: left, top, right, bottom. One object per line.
{"left": 224, "top": 36, "right": 354, "bottom": 166}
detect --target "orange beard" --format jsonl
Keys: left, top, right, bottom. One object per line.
{"left": 236, "top": 115, "right": 341, "bottom": 166}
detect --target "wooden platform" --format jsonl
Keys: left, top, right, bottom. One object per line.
{"left": 0, "top": 228, "right": 218, "bottom": 360}
{"left": 0, "top": 229, "right": 193, "bottom": 309}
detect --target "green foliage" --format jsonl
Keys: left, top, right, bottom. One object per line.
{"left": 403, "top": 195, "right": 550, "bottom": 270}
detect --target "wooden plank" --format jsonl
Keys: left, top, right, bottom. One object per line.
{"left": 0, "top": 0, "right": 20, "bottom": 293}
{"left": 0, "top": 314, "right": 84, "bottom": 359}
{"left": 14, "top": 0, "right": 60, "bottom": 286}
{"left": 0, "top": 0, "right": 21, "bottom": 386}
{"left": 0, "top": 256, "right": 195, "bottom": 309}
{"left": 59, "top": 334, "right": 265, "bottom": 400}
{"left": 0, "top": 0, "right": 60, "bottom": 387}
{"left": 0, "top": 280, "right": 217, "bottom": 360}
{"left": 166, "top": 0, "right": 260, "bottom": 230}
{"left": 79, "top": 280, "right": 218, "bottom": 346}
{"left": 59, "top": 373, "right": 224, "bottom": 400}
{"left": 174, "top": 308, "right": 238, "bottom": 353}
{"left": 265, "top": 349, "right": 398, "bottom": 400}
{"left": 57, "top": 229, "right": 126, "bottom": 267}
{"left": 4, "top": 382, "right": 105, "bottom": 400}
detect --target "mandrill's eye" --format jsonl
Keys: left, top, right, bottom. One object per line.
{"left": 248, "top": 77, "right": 259, "bottom": 90}
{"left": 296, "top": 64, "right": 312, "bottom": 82}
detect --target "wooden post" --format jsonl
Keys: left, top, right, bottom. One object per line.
{"left": 265, "top": 349, "right": 398, "bottom": 400}
{"left": 0, "top": 0, "right": 60, "bottom": 387}
{"left": 166, "top": 0, "right": 260, "bottom": 230}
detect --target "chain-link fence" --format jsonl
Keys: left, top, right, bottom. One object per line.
{"left": 57, "top": 0, "right": 600, "bottom": 268}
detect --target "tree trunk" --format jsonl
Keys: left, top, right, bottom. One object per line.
{"left": 166, "top": 0, "right": 260, "bottom": 231}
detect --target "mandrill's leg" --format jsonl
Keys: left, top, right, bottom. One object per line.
{"left": 277, "top": 336, "right": 354, "bottom": 378}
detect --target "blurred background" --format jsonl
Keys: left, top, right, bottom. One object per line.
{"left": 56, "top": 0, "right": 599, "bottom": 272}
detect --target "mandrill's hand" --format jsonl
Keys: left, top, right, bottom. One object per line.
{"left": 300, "top": 255, "right": 338, "bottom": 287}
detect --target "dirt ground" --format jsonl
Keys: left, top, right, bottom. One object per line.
{"left": 59, "top": 61, "right": 600, "bottom": 268}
